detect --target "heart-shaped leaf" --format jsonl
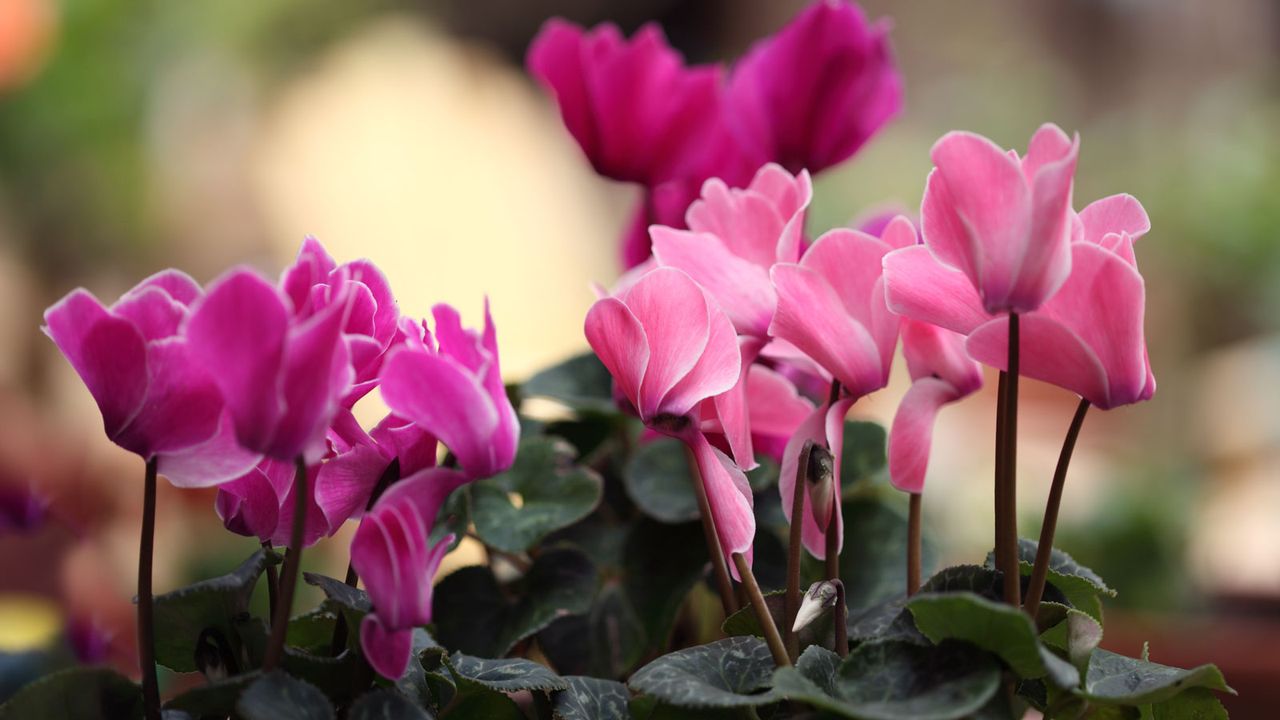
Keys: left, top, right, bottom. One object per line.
{"left": 446, "top": 653, "right": 567, "bottom": 693}
{"left": 153, "top": 549, "right": 278, "bottom": 672}
{"left": 164, "top": 672, "right": 260, "bottom": 717}
{"left": 470, "top": 437, "right": 603, "bottom": 553}
{"left": 400, "top": 641, "right": 455, "bottom": 712}
{"left": 1151, "top": 688, "right": 1229, "bottom": 719}
{"left": 348, "top": 689, "right": 432, "bottom": 719}
{"left": 236, "top": 671, "right": 334, "bottom": 720}
{"left": 772, "top": 640, "right": 1001, "bottom": 720}
{"left": 0, "top": 667, "right": 142, "bottom": 720}
{"left": 628, "top": 637, "right": 779, "bottom": 708}
{"left": 522, "top": 352, "right": 618, "bottom": 414}
{"left": 433, "top": 546, "right": 597, "bottom": 657}
{"left": 623, "top": 519, "right": 708, "bottom": 654}
{"left": 623, "top": 438, "right": 700, "bottom": 523}
{"left": 986, "top": 539, "right": 1115, "bottom": 620}
{"left": 552, "top": 676, "right": 632, "bottom": 720}
{"left": 1079, "top": 649, "right": 1233, "bottom": 705}
{"left": 440, "top": 688, "right": 524, "bottom": 719}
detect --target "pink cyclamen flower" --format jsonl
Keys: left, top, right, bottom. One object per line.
{"left": 725, "top": 0, "right": 902, "bottom": 176}
{"left": 585, "top": 267, "right": 755, "bottom": 574}
{"left": 888, "top": 320, "right": 983, "bottom": 495}
{"left": 920, "top": 123, "right": 1080, "bottom": 314}
{"left": 527, "top": 20, "right": 727, "bottom": 188}
{"left": 43, "top": 270, "right": 260, "bottom": 486}
{"left": 777, "top": 396, "right": 855, "bottom": 559}
{"left": 884, "top": 194, "right": 1154, "bottom": 409}
{"left": 215, "top": 457, "right": 329, "bottom": 548}
{"left": 769, "top": 216, "right": 916, "bottom": 399}
{"left": 701, "top": 364, "right": 814, "bottom": 466}
{"left": 185, "top": 260, "right": 354, "bottom": 462}
{"left": 314, "top": 410, "right": 437, "bottom": 532}
{"left": 379, "top": 303, "right": 519, "bottom": 480}
{"left": 352, "top": 468, "right": 466, "bottom": 679}
{"left": 652, "top": 163, "right": 812, "bottom": 339}
{"left": 280, "top": 238, "right": 400, "bottom": 406}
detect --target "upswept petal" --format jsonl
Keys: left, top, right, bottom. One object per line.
{"left": 272, "top": 300, "right": 353, "bottom": 461}
{"left": 888, "top": 377, "right": 962, "bottom": 494}
{"left": 708, "top": 337, "right": 765, "bottom": 471}
{"left": 743, "top": 365, "right": 814, "bottom": 463}
{"left": 315, "top": 442, "right": 392, "bottom": 532}
{"left": 650, "top": 226, "right": 776, "bottom": 338}
{"left": 110, "top": 287, "right": 187, "bottom": 341}
{"left": 623, "top": 268, "right": 711, "bottom": 418}
{"left": 156, "top": 411, "right": 263, "bottom": 488}
{"left": 684, "top": 432, "right": 754, "bottom": 580}
{"left": 584, "top": 297, "right": 648, "bottom": 412}
{"left": 1078, "top": 194, "right": 1150, "bottom": 245}
{"left": 281, "top": 236, "right": 338, "bottom": 314}
{"left": 901, "top": 319, "right": 984, "bottom": 395}
{"left": 1007, "top": 129, "right": 1077, "bottom": 311}
{"left": 360, "top": 614, "right": 414, "bottom": 682}
{"left": 661, "top": 292, "right": 741, "bottom": 418}
{"left": 966, "top": 315, "right": 1111, "bottom": 408}
{"left": 882, "top": 246, "right": 992, "bottom": 335}
{"left": 134, "top": 269, "right": 202, "bottom": 307}
{"left": 114, "top": 339, "right": 223, "bottom": 455}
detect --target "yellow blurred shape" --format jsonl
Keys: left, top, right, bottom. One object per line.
{"left": 0, "top": 594, "right": 61, "bottom": 652}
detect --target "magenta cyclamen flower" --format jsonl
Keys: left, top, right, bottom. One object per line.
{"left": 726, "top": 0, "right": 902, "bottom": 175}
{"left": 920, "top": 124, "right": 1080, "bottom": 314}
{"left": 215, "top": 457, "right": 329, "bottom": 548}
{"left": 885, "top": 194, "right": 1155, "bottom": 409}
{"left": 769, "top": 216, "right": 916, "bottom": 399}
{"left": 185, "top": 261, "right": 354, "bottom": 462}
{"left": 585, "top": 268, "right": 755, "bottom": 573}
{"left": 314, "top": 410, "right": 437, "bottom": 532}
{"left": 351, "top": 468, "right": 466, "bottom": 679}
{"left": 701, "top": 365, "right": 813, "bottom": 467}
{"left": 652, "top": 163, "right": 811, "bottom": 339}
{"left": 43, "top": 270, "right": 259, "bottom": 486}
{"left": 888, "top": 320, "right": 983, "bottom": 495}
{"left": 281, "top": 238, "right": 400, "bottom": 406}
{"left": 527, "top": 20, "right": 726, "bottom": 188}
{"left": 379, "top": 303, "right": 518, "bottom": 480}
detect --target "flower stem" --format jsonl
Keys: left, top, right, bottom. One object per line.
{"left": 907, "top": 493, "right": 922, "bottom": 596}
{"left": 784, "top": 440, "right": 814, "bottom": 662}
{"left": 263, "top": 456, "right": 308, "bottom": 671}
{"left": 999, "top": 313, "right": 1022, "bottom": 607}
{"left": 138, "top": 458, "right": 160, "bottom": 720}
{"left": 685, "top": 446, "right": 738, "bottom": 617}
{"left": 1024, "top": 398, "right": 1090, "bottom": 619}
{"left": 824, "top": 504, "right": 839, "bottom": 583}
{"left": 832, "top": 579, "right": 848, "bottom": 658}
{"left": 732, "top": 553, "right": 790, "bottom": 668}
{"left": 261, "top": 540, "right": 278, "bottom": 621}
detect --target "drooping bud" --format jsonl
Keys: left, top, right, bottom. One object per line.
{"left": 805, "top": 444, "right": 836, "bottom": 531}
{"left": 792, "top": 579, "right": 840, "bottom": 632}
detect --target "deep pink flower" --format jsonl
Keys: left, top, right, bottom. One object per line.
{"left": 314, "top": 410, "right": 437, "bottom": 532}
{"left": 652, "top": 163, "right": 812, "bottom": 338}
{"left": 888, "top": 320, "right": 983, "bottom": 495}
{"left": 215, "top": 456, "right": 329, "bottom": 548}
{"left": 919, "top": 124, "right": 1080, "bottom": 314}
{"left": 379, "top": 303, "right": 518, "bottom": 480}
{"left": 621, "top": 180, "right": 704, "bottom": 270}
{"left": 185, "top": 265, "right": 354, "bottom": 462}
{"left": 768, "top": 216, "right": 916, "bottom": 399}
{"left": 699, "top": 365, "right": 813, "bottom": 466}
{"left": 280, "top": 238, "right": 400, "bottom": 406}
{"left": 352, "top": 468, "right": 465, "bottom": 679}
{"left": 527, "top": 20, "right": 727, "bottom": 188}
{"left": 43, "top": 270, "right": 260, "bottom": 486}
{"left": 884, "top": 194, "right": 1154, "bottom": 409}
{"left": 777, "top": 397, "right": 855, "bottom": 559}
{"left": 725, "top": 0, "right": 902, "bottom": 175}
{"left": 585, "top": 267, "right": 755, "bottom": 573}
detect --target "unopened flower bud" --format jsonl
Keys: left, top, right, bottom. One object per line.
{"left": 805, "top": 444, "right": 835, "bottom": 531}
{"left": 792, "top": 579, "right": 840, "bottom": 632}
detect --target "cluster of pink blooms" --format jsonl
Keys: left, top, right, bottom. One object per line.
{"left": 540, "top": 4, "right": 1154, "bottom": 577}
{"left": 43, "top": 239, "right": 519, "bottom": 679}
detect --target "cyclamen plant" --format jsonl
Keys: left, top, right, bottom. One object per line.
{"left": 4, "top": 2, "right": 1233, "bottom": 720}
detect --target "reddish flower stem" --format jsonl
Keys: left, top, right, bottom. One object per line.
{"left": 685, "top": 446, "right": 738, "bottom": 618}
{"left": 907, "top": 493, "right": 922, "bottom": 596}
{"left": 1024, "top": 398, "right": 1091, "bottom": 619}
{"left": 263, "top": 456, "right": 308, "bottom": 671}
{"left": 999, "top": 313, "right": 1022, "bottom": 607}
{"left": 784, "top": 441, "right": 814, "bottom": 662}
{"left": 138, "top": 458, "right": 160, "bottom": 720}
{"left": 261, "top": 541, "right": 279, "bottom": 621}
{"left": 732, "top": 553, "right": 791, "bottom": 668}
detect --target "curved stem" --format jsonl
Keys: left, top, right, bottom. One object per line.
{"left": 994, "top": 372, "right": 1008, "bottom": 583}
{"left": 685, "top": 446, "right": 738, "bottom": 617}
{"left": 784, "top": 441, "right": 812, "bottom": 662}
{"left": 138, "top": 458, "right": 160, "bottom": 720}
{"left": 832, "top": 580, "right": 848, "bottom": 658}
{"left": 733, "top": 553, "right": 790, "bottom": 668}
{"left": 907, "top": 493, "right": 922, "bottom": 596}
{"left": 263, "top": 456, "right": 308, "bottom": 671}
{"left": 1000, "top": 313, "right": 1022, "bottom": 608}
{"left": 824, "top": 378, "right": 844, "bottom": 584}
{"left": 262, "top": 541, "right": 279, "bottom": 622}
{"left": 1024, "top": 398, "right": 1091, "bottom": 619}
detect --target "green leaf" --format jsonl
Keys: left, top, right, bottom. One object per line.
{"left": 400, "top": 643, "right": 455, "bottom": 712}
{"left": 233, "top": 615, "right": 371, "bottom": 703}
{"left": 164, "top": 672, "right": 260, "bottom": 717}
{"left": 236, "top": 671, "right": 334, "bottom": 720}
{"left": 772, "top": 640, "right": 1002, "bottom": 720}
{"left": 348, "top": 689, "right": 433, "bottom": 719}
{"left": 721, "top": 590, "right": 833, "bottom": 651}
{"left": 623, "top": 438, "right": 700, "bottom": 523}
{"left": 1150, "top": 688, "right": 1229, "bottom": 719}
{"left": 623, "top": 519, "right": 708, "bottom": 654}
{"left": 908, "top": 591, "right": 1077, "bottom": 687}
{"left": 153, "top": 549, "right": 278, "bottom": 672}
{"left": 627, "top": 637, "right": 779, "bottom": 708}
{"left": 440, "top": 689, "right": 524, "bottom": 719}
{"left": 1080, "top": 649, "right": 1233, "bottom": 705}
{"left": 839, "top": 421, "right": 887, "bottom": 491}
{"left": 0, "top": 667, "right": 143, "bottom": 720}
{"left": 522, "top": 352, "right": 618, "bottom": 414}
{"left": 1040, "top": 607, "right": 1103, "bottom": 672}
{"left": 552, "top": 676, "right": 632, "bottom": 720}
{"left": 471, "top": 437, "right": 604, "bottom": 553}
{"left": 434, "top": 546, "right": 597, "bottom": 657}
{"left": 446, "top": 653, "right": 568, "bottom": 693}
{"left": 628, "top": 696, "right": 754, "bottom": 719}
{"left": 986, "top": 539, "right": 1115, "bottom": 620}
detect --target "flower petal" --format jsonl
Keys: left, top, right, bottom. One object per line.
{"left": 624, "top": 268, "right": 711, "bottom": 419}
{"left": 882, "top": 245, "right": 992, "bottom": 335}
{"left": 1078, "top": 193, "right": 1150, "bottom": 245}
{"left": 684, "top": 433, "right": 754, "bottom": 580}
{"left": 360, "top": 614, "right": 414, "bottom": 681}
{"left": 584, "top": 297, "right": 648, "bottom": 412}
{"left": 650, "top": 226, "right": 776, "bottom": 337}
{"left": 888, "top": 378, "right": 963, "bottom": 494}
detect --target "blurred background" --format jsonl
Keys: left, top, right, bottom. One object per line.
{"left": 0, "top": 0, "right": 1276, "bottom": 714}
